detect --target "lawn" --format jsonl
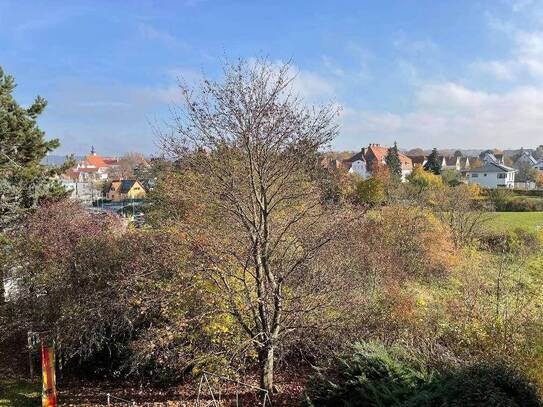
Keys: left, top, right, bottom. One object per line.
{"left": 486, "top": 211, "right": 543, "bottom": 232}
{"left": 0, "top": 379, "right": 40, "bottom": 407}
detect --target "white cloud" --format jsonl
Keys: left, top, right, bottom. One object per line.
{"left": 138, "top": 23, "right": 189, "bottom": 50}
{"left": 291, "top": 69, "right": 336, "bottom": 101}
{"left": 337, "top": 82, "right": 543, "bottom": 149}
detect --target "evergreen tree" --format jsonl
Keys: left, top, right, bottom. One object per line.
{"left": 0, "top": 66, "right": 72, "bottom": 231}
{"left": 424, "top": 148, "right": 442, "bottom": 175}
{"left": 0, "top": 66, "right": 72, "bottom": 303}
{"left": 385, "top": 141, "right": 402, "bottom": 181}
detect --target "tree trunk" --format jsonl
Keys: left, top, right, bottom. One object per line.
{"left": 259, "top": 344, "right": 275, "bottom": 396}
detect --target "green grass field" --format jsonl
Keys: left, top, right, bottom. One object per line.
{"left": 0, "top": 379, "right": 40, "bottom": 407}
{"left": 486, "top": 212, "right": 543, "bottom": 232}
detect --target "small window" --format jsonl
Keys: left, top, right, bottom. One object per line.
{"left": 484, "top": 173, "right": 487, "bottom": 176}
{"left": 498, "top": 173, "right": 506, "bottom": 179}
{"left": 472, "top": 173, "right": 479, "bottom": 178}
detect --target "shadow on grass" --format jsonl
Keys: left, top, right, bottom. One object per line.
{"left": 0, "top": 379, "right": 40, "bottom": 407}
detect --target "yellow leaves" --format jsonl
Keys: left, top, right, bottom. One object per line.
{"left": 407, "top": 165, "right": 443, "bottom": 191}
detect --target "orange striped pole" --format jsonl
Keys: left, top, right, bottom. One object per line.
{"left": 41, "top": 337, "right": 57, "bottom": 407}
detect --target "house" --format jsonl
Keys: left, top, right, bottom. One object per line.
{"left": 344, "top": 149, "right": 368, "bottom": 179}
{"left": 106, "top": 180, "right": 146, "bottom": 202}
{"left": 407, "top": 155, "right": 427, "bottom": 167}
{"left": 532, "top": 159, "right": 543, "bottom": 176}
{"left": 345, "top": 144, "right": 413, "bottom": 180}
{"left": 439, "top": 156, "right": 461, "bottom": 171}
{"left": 464, "top": 162, "right": 516, "bottom": 189}
{"left": 482, "top": 152, "right": 504, "bottom": 165}
{"left": 64, "top": 146, "right": 120, "bottom": 182}
{"left": 516, "top": 150, "right": 537, "bottom": 167}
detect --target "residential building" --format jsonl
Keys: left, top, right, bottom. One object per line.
{"left": 516, "top": 150, "right": 537, "bottom": 167}
{"left": 533, "top": 159, "right": 543, "bottom": 173}
{"left": 407, "top": 155, "right": 427, "bottom": 167}
{"left": 344, "top": 150, "right": 368, "bottom": 178}
{"left": 345, "top": 144, "right": 413, "bottom": 180}
{"left": 464, "top": 162, "right": 516, "bottom": 189}
{"left": 459, "top": 156, "right": 471, "bottom": 170}
{"left": 482, "top": 152, "right": 504, "bottom": 165}
{"left": 439, "top": 156, "right": 461, "bottom": 171}
{"left": 106, "top": 179, "right": 146, "bottom": 201}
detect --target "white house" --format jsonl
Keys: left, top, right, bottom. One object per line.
{"left": 345, "top": 150, "right": 368, "bottom": 179}
{"left": 464, "top": 162, "right": 516, "bottom": 189}
{"left": 345, "top": 144, "right": 413, "bottom": 181}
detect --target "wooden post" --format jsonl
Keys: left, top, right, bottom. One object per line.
{"left": 41, "top": 336, "right": 57, "bottom": 407}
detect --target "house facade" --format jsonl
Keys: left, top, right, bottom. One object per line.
{"left": 345, "top": 144, "right": 412, "bottom": 181}
{"left": 464, "top": 162, "right": 516, "bottom": 189}
{"left": 106, "top": 180, "right": 146, "bottom": 201}
{"left": 516, "top": 151, "right": 537, "bottom": 167}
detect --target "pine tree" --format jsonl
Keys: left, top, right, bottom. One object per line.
{"left": 424, "top": 148, "right": 442, "bottom": 175}
{"left": 385, "top": 141, "right": 402, "bottom": 181}
{"left": 0, "top": 66, "right": 72, "bottom": 302}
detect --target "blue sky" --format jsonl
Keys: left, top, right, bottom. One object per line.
{"left": 1, "top": 0, "right": 543, "bottom": 155}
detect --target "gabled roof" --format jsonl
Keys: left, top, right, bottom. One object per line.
{"left": 439, "top": 156, "right": 459, "bottom": 166}
{"left": 345, "top": 151, "right": 366, "bottom": 163}
{"left": 119, "top": 180, "right": 137, "bottom": 193}
{"left": 407, "top": 155, "right": 426, "bottom": 165}
{"left": 517, "top": 151, "right": 538, "bottom": 165}
{"left": 465, "top": 162, "right": 516, "bottom": 173}
{"left": 84, "top": 154, "right": 109, "bottom": 168}
{"left": 366, "top": 145, "right": 412, "bottom": 167}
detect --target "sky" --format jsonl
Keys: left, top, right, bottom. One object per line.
{"left": 1, "top": 0, "right": 543, "bottom": 156}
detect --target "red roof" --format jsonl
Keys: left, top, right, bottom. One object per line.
{"left": 367, "top": 145, "right": 412, "bottom": 168}
{"left": 83, "top": 154, "right": 109, "bottom": 168}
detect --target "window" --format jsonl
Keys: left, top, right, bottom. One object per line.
{"left": 472, "top": 173, "right": 479, "bottom": 178}
{"left": 498, "top": 173, "right": 506, "bottom": 179}
{"left": 484, "top": 173, "right": 487, "bottom": 176}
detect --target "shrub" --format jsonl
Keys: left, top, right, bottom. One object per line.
{"left": 422, "top": 363, "right": 542, "bottom": 407}
{"left": 354, "top": 177, "right": 386, "bottom": 206}
{"left": 503, "top": 198, "right": 543, "bottom": 212}
{"left": 303, "top": 342, "right": 542, "bottom": 407}
{"left": 479, "top": 228, "right": 542, "bottom": 255}
{"left": 302, "top": 342, "right": 432, "bottom": 407}
{"left": 486, "top": 188, "right": 514, "bottom": 211}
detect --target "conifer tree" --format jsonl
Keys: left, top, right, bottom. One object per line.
{"left": 424, "top": 147, "right": 442, "bottom": 175}
{"left": 385, "top": 141, "right": 402, "bottom": 181}
{"left": 0, "top": 66, "right": 71, "bottom": 302}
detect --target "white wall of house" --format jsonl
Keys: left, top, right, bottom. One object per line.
{"left": 401, "top": 168, "right": 412, "bottom": 181}
{"left": 466, "top": 171, "right": 515, "bottom": 188}
{"left": 349, "top": 159, "right": 368, "bottom": 179}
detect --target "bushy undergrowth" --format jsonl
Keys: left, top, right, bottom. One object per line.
{"left": 478, "top": 227, "right": 542, "bottom": 254}
{"left": 303, "top": 342, "right": 542, "bottom": 407}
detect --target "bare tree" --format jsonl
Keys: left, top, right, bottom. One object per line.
{"left": 162, "top": 59, "right": 344, "bottom": 393}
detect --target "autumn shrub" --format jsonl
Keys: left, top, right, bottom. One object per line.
{"left": 375, "top": 205, "right": 456, "bottom": 278}
{"left": 303, "top": 342, "right": 542, "bottom": 407}
{"left": 478, "top": 227, "right": 542, "bottom": 255}
{"left": 354, "top": 177, "right": 386, "bottom": 206}
{"left": 503, "top": 197, "right": 543, "bottom": 212}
